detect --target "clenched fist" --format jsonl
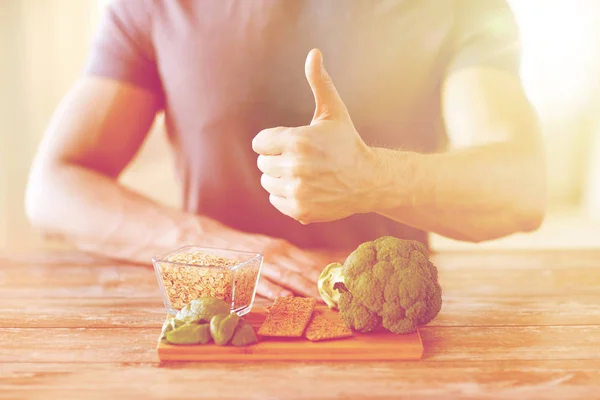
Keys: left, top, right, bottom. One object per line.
{"left": 252, "top": 49, "right": 377, "bottom": 224}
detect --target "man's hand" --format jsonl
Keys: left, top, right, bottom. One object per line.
{"left": 25, "top": 76, "right": 335, "bottom": 298}
{"left": 252, "top": 49, "right": 375, "bottom": 224}
{"left": 252, "top": 237, "right": 332, "bottom": 300}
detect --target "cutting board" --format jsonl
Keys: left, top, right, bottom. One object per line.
{"left": 157, "top": 306, "right": 424, "bottom": 361}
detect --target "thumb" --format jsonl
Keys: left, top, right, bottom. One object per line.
{"left": 305, "top": 48, "right": 348, "bottom": 123}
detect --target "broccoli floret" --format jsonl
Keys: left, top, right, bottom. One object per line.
{"left": 338, "top": 290, "right": 382, "bottom": 333}
{"left": 318, "top": 236, "right": 442, "bottom": 335}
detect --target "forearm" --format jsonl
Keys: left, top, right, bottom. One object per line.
{"left": 25, "top": 163, "right": 261, "bottom": 264}
{"left": 364, "top": 141, "right": 545, "bottom": 242}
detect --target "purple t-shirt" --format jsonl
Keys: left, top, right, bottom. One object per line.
{"left": 84, "top": 0, "right": 520, "bottom": 250}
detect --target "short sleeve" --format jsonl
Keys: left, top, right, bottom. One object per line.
{"left": 84, "top": 0, "right": 164, "bottom": 101}
{"left": 447, "top": 0, "right": 522, "bottom": 77}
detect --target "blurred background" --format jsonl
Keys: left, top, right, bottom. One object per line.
{"left": 1, "top": 0, "right": 599, "bottom": 253}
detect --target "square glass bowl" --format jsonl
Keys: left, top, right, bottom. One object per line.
{"left": 152, "top": 246, "right": 263, "bottom": 317}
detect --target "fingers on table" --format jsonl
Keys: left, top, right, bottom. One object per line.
{"left": 256, "top": 278, "right": 292, "bottom": 300}
{"left": 260, "top": 263, "right": 320, "bottom": 298}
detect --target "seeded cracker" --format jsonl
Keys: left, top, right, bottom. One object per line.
{"left": 305, "top": 311, "right": 353, "bottom": 341}
{"left": 258, "top": 297, "right": 316, "bottom": 337}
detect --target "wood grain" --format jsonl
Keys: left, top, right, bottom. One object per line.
{"left": 0, "top": 249, "right": 117, "bottom": 267}
{"left": 3, "top": 256, "right": 600, "bottom": 300}
{"left": 1, "top": 361, "right": 599, "bottom": 400}
{"left": 2, "top": 294, "right": 600, "bottom": 328}
{"left": 0, "top": 298, "right": 166, "bottom": 328}
{"left": 429, "top": 250, "right": 600, "bottom": 270}
{"left": 3, "top": 248, "right": 600, "bottom": 269}
{"left": 2, "top": 325, "right": 599, "bottom": 364}
{"left": 0, "top": 262, "right": 159, "bottom": 298}
{"left": 1, "top": 249, "right": 599, "bottom": 399}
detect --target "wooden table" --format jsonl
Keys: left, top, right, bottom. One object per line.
{"left": 1, "top": 249, "right": 599, "bottom": 399}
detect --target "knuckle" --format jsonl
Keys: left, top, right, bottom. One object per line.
{"left": 287, "top": 138, "right": 300, "bottom": 153}
{"left": 288, "top": 157, "right": 305, "bottom": 177}
{"left": 299, "top": 215, "right": 312, "bottom": 225}
{"left": 289, "top": 135, "right": 310, "bottom": 154}
{"left": 299, "top": 209, "right": 313, "bottom": 224}
{"left": 277, "top": 267, "right": 290, "bottom": 282}
{"left": 289, "top": 179, "right": 303, "bottom": 198}
{"left": 290, "top": 199, "right": 310, "bottom": 222}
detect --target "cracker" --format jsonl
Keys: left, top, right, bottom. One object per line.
{"left": 305, "top": 312, "right": 353, "bottom": 342}
{"left": 258, "top": 297, "right": 316, "bottom": 337}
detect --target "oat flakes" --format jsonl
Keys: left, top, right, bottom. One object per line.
{"left": 159, "top": 251, "right": 259, "bottom": 310}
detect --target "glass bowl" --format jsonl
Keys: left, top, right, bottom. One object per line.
{"left": 152, "top": 246, "right": 263, "bottom": 317}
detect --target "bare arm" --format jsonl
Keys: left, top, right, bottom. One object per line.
{"left": 25, "top": 77, "right": 323, "bottom": 298}
{"left": 369, "top": 68, "right": 546, "bottom": 242}
{"left": 254, "top": 51, "right": 545, "bottom": 243}
{"left": 25, "top": 78, "right": 244, "bottom": 262}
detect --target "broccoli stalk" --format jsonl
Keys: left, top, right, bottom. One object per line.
{"left": 317, "top": 262, "right": 346, "bottom": 309}
{"left": 317, "top": 236, "right": 443, "bottom": 335}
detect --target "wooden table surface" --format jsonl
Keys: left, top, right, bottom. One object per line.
{"left": 1, "top": 249, "right": 599, "bottom": 399}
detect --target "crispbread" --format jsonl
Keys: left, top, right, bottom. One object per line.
{"left": 258, "top": 297, "right": 316, "bottom": 337}
{"left": 304, "top": 311, "right": 353, "bottom": 342}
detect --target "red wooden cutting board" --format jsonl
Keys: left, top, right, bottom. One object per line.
{"left": 157, "top": 305, "right": 424, "bottom": 361}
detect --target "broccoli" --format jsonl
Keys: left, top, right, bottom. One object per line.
{"left": 318, "top": 236, "right": 442, "bottom": 334}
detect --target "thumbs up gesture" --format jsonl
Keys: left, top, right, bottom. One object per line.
{"left": 252, "top": 49, "right": 376, "bottom": 224}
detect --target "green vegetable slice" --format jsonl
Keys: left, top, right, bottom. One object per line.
{"left": 176, "top": 297, "right": 230, "bottom": 323}
{"left": 165, "top": 323, "right": 211, "bottom": 345}
{"left": 231, "top": 320, "right": 258, "bottom": 346}
{"left": 210, "top": 313, "right": 240, "bottom": 346}
{"left": 159, "top": 318, "right": 186, "bottom": 342}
